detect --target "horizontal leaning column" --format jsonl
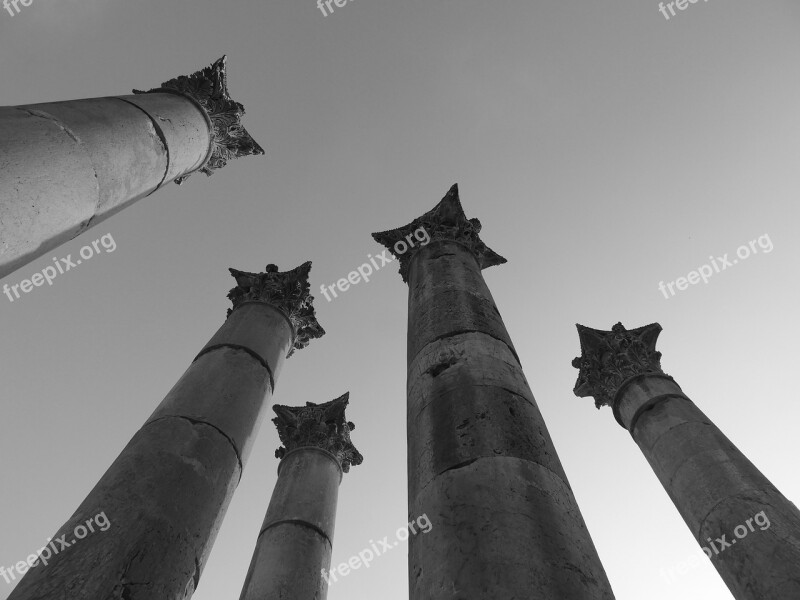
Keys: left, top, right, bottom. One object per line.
{"left": 239, "top": 393, "right": 362, "bottom": 600}
{"left": 7, "top": 262, "right": 323, "bottom": 600}
{"left": 572, "top": 322, "right": 800, "bottom": 600}
{"left": 374, "top": 184, "right": 616, "bottom": 600}
{"left": 0, "top": 56, "right": 264, "bottom": 279}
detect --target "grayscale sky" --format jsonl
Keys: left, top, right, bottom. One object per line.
{"left": 1, "top": 1, "right": 799, "bottom": 599}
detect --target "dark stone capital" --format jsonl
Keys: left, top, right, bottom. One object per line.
{"left": 273, "top": 393, "right": 363, "bottom": 473}
{"left": 371, "top": 183, "right": 506, "bottom": 283}
{"left": 133, "top": 55, "right": 264, "bottom": 184}
{"left": 572, "top": 322, "right": 665, "bottom": 408}
{"left": 227, "top": 262, "right": 324, "bottom": 357}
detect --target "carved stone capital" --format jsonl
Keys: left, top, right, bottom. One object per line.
{"left": 133, "top": 55, "right": 264, "bottom": 184}
{"left": 227, "top": 262, "right": 324, "bottom": 357}
{"left": 572, "top": 322, "right": 665, "bottom": 408}
{"left": 372, "top": 183, "right": 506, "bottom": 283}
{"left": 273, "top": 393, "right": 363, "bottom": 473}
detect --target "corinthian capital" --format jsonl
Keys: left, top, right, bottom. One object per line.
{"left": 272, "top": 393, "right": 363, "bottom": 473}
{"left": 572, "top": 322, "right": 665, "bottom": 408}
{"left": 227, "top": 262, "right": 324, "bottom": 357}
{"left": 134, "top": 55, "right": 264, "bottom": 184}
{"left": 372, "top": 183, "right": 506, "bottom": 282}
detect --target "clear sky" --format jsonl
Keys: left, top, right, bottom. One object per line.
{"left": 1, "top": 1, "right": 799, "bottom": 599}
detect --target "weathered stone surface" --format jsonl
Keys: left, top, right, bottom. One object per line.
{"left": 614, "top": 374, "right": 681, "bottom": 428}
{"left": 273, "top": 393, "right": 362, "bottom": 472}
{"left": 408, "top": 332, "right": 566, "bottom": 496}
{"left": 0, "top": 106, "right": 101, "bottom": 278}
{"left": 239, "top": 398, "right": 360, "bottom": 600}
{"left": 572, "top": 321, "right": 800, "bottom": 600}
{"left": 626, "top": 383, "right": 800, "bottom": 600}
{"left": 227, "top": 263, "right": 325, "bottom": 357}
{"left": 406, "top": 241, "right": 518, "bottom": 364}
{"left": 7, "top": 417, "right": 241, "bottom": 600}
{"left": 261, "top": 449, "right": 342, "bottom": 547}
{"left": 572, "top": 322, "right": 664, "bottom": 409}
{"left": 0, "top": 57, "right": 263, "bottom": 279}
{"left": 147, "top": 346, "right": 273, "bottom": 469}
{"left": 199, "top": 302, "right": 293, "bottom": 385}
{"left": 375, "top": 185, "right": 615, "bottom": 600}
{"left": 240, "top": 523, "right": 331, "bottom": 600}
{"left": 407, "top": 331, "right": 536, "bottom": 414}
{"left": 133, "top": 55, "right": 264, "bottom": 184}
{"left": 8, "top": 267, "right": 310, "bottom": 600}
{"left": 372, "top": 183, "right": 506, "bottom": 283}
{"left": 409, "top": 457, "right": 614, "bottom": 600}
{"left": 111, "top": 92, "right": 211, "bottom": 190}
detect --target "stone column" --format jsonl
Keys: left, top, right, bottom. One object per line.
{"left": 8, "top": 263, "right": 323, "bottom": 600}
{"left": 0, "top": 55, "right": 263, "bottom": 279}
{"left": 372, "top": 184, "right": 615, "bottom": 600}
{"left": 572, "top": 322, "right": 800, "bottom": 600}
{"left": 238, "top": 393, "right": 362, "bottom": 600}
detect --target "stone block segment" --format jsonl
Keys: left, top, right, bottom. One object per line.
{"left": 573, "top": 321, "right": 800, "bottom": 600}
{"left": 239, "top": 393, "right": 362, "bottom": 600}
{"left": 8, "top": 262, "right": 322, "bottom": 600}
{"left": 0, "top": 56, "right": 264, "bottom": 279}
{"left": 374, "top": 184, "right": 616, "bottom": 600}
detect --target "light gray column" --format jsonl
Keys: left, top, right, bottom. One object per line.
{"left": 572, "top": 321, "right": 800, "bottom": 600}
{"left": 7, "top": 263, "right": 323, "bottom": 600}
{"left": 373, "top": 184, "right": 616, "bottom": 600}
{"left": 0, "top": 56, "right": 263, "bottom": 279}
{"left": 238, "top": 394, "right": 362, "bottom": 600}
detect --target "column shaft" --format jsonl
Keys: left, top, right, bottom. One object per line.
{"left": 407, "top": 242, "right": 612, "bottom": 599}
{"left": 0, "top": 94, "right": 209, "bottom": 277}
{"left": 7, "top": 263, "right": 322, "bottom": 600}
{"left": 374, "top": 184, "right": 615, "bottom": 600}
{"left": 573, "top": 322, "right": 800, "bottom": 600}
{"left": 238, "top": 394, "right": 361, "bottom": 600}
{"left": 239, "top": 448, "right": 341, "bottom": 600}
{"left": 0, "top": 56, "right": 263, "bottom": 279}
{"left": 619, "top": 375, "right": 800, "bottom": 600}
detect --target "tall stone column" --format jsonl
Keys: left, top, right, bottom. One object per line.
{"left": 572, "top": 322, "right": 800, "bottom": 600}
{"left": 238, "top": 393, "right": 362, "bottom": 600}
{"left": 8, "top": 262, "right": 323, "bottom": 600}
{"left": 0, "top": 55, "right": 263, "bottom": 279}
{"left": 372, "top": 184, "right": 615, "bottom": 600}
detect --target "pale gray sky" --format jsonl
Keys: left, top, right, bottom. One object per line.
{"left": 1, "top": 1, "right": 799, "bottom": 599}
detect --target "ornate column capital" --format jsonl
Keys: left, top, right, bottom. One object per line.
{"left": 133, "top": 55, "right": 264, "bottom": 184}
{"left": 272, "top": 393, "right": 363, "bottom": 473}
{"left": 572, "top": 322, "right": 665, "bottom": 408}
{"left": 227, "top": 262, "right": 325, "bottom": 357}
{"left": 371, "top": 183, "right": 506, "bottom": 283}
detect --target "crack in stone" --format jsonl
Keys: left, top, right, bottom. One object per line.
{"left": 146, "top": 415, "right": 243, "bottom": 482}
{"left": 417, "top": 328, "right": 521, "bottom": 366}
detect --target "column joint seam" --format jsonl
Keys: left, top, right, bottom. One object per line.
{"left": 411, "top": 328, "right": 521, "bottom": 367}
{"left": 146, "top": 415, "right": 243, "bottom": 481}
{"left": 113, "top": 96, "right": 172, "bottom": 190}
{"left": 612, "top": 372, "right": 678, "bottom": 426}
{"left": 259, "top": 519, "right": 332, "bottom": 549}
{"left": 194, "top": 343, "right": 275, "bottom": 392}
{"left": 419, "top": 453, "right": 572, "bottom": 499}
{"left": 627, "top": 393, "right": 694, "bottom": 435}
{"left": 18, "top": 108, "right": 102, "bottom": 228}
